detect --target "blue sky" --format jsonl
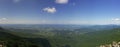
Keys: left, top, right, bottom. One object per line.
{"left": 0, "top": 0, "right": 120, "bottom": 25}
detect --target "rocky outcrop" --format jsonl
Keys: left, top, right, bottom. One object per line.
{"left": 99, "top": 41, "right": 120, "bottom": 47}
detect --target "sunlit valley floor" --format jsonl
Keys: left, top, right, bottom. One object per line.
{"left": 0, "top": 24, "right": 120, "bottom": 47}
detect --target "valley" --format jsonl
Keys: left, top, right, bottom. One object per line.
{"left": 0, "top": 24, "right": 120, "bottom": 47}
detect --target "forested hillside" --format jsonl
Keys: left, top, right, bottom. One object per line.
{"left": 0, "top": 27, "right": 51, "bottom": 47}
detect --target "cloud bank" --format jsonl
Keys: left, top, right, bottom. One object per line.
{"left": 112, "top": 18, "right": 120, "bottom": 21}
{"left": 0, "top": 18, "right": 7, "bottom": 21}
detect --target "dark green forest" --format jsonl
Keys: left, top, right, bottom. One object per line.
{"left": 0, "top": 27, "right": 51, "bottom": 47}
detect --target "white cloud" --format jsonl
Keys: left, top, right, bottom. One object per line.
{"left": 0, "top": 18, "right": 8, "bottom": 24}
{"left": 43, "top": 7, "right": 56, "bottom": 13}
{"left": 55, "top": 0, "right": 68, "bottom": 4}
{"left": 13, "top": 0, "right": 20, "bottom": 3}
{"left": 112, "top": 18, "right": 120, "bottom": 21}
{"left": 110, "top": 18, "right": 120, "bottom": 24}
{"left": 0, "top": 18, "right": 7, "bottom": 21}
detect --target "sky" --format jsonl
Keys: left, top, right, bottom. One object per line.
{"left": 0, "top": 0, "right": 120, "bottom": 25}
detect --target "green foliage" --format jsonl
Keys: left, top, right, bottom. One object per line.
{"left": 43, "top": 28, "right": 120, "bottom": 47}
{"left": 0, "top": 27, "right": 51, "bottom": 47}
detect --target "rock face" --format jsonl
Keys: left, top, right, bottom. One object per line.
{"left": 99, "top": 41, "right": 120, "bottom": 47}
{"left": 0, "top": 27, "right": 51, "bottom": 47}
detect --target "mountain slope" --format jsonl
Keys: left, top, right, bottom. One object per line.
{"left": 77, "top": 28, "right": 120, "bottom": 47}
{"left": 0, "top": 27, "right": 51, "bottom": 47}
